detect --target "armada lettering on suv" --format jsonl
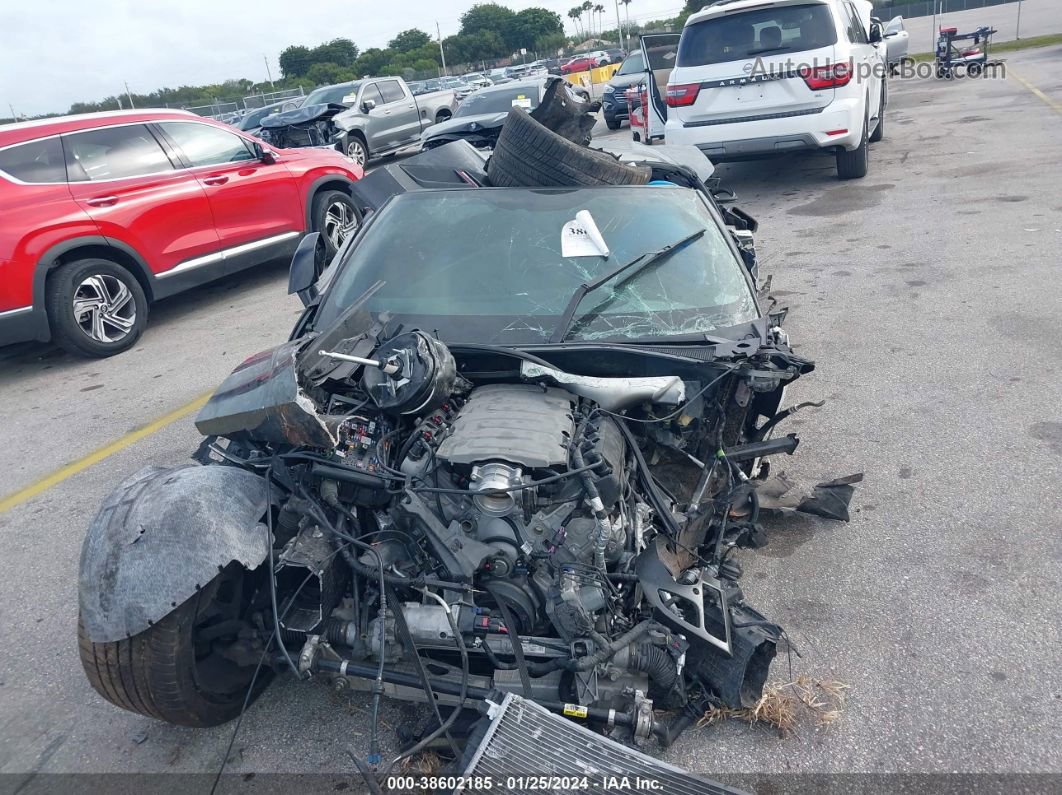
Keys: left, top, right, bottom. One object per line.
{"left": 0, "top": 109, "right": 363, "bottom": 357}
{"left": 645, "top": 0, "right": 887, "bottom": 179}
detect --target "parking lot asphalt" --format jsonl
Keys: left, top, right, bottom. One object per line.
{"left": 1, "top": 45, "right": 1060, "bottom": 788}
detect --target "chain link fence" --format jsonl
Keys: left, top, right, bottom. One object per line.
{"left": 172, "top": 101, "right": 240, "bottom": 119}
{"left": 874, "top": 0, "right": 1019, "bottom": 18}
{"left": 242, "top": 87, "right": 305, "bottom": 110}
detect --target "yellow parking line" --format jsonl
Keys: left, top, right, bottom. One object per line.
{"left": 0, "top": 390, "right": 214, "bottom": 515}
{"left": 1009, "top": 68, "right": 1062, "bottom": 116}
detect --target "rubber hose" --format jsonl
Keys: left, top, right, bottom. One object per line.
{"left": 631, "top": 643, "right": 677, "bottom": 692}
{"left": 571, "top": 422, "right": 610, "bottom": 572}
{"left": 565, "top": 620, "right": 655, "bottom": 673}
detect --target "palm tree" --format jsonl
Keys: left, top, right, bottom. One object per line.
{"left": 621, "top": 0, "right": 632, "bottom": 49}
{"left": 568, "top": 7, "right": 583, "bottom": 39}
{"left": 594, "top": 4, "right": 606, "bottom": 40}
{"left": 581, "top": 1, "right": 593, "bottom": 40}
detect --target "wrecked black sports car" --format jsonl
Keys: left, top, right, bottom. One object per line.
{"left": 78, "top": 99, "right": 853, "bottom": 789}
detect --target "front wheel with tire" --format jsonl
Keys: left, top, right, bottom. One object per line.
{"left": 311, "top": 189, "right": 361, "bottom": 264}
{"left": 342, "top": 133, "right": 368, "bottom": 167}
{"left": 605, "top": 116, "right": 622, "bottom": 130}
{"left": 869, "top": 85, "right": 886, "bottom": 143}
{"left": 46, "top": 258, "right": 148, "bottom": 358}
{"left": 78, "top": 568, "right": 267, "bottom": 728}
{"left": 836, "top": 115, "right": 869, "bottom": 179}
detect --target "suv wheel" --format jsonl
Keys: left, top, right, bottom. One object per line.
{"left": 869, "top": 84, "right": 886, "bottom": 143}
{"left": 46, "top": 258, "right": 148, "bottom": 358}
{"left": 312, "top": 190, "right": 361, "bottom": 262}
{"left": 836, "top": 114, "right": 869, "bottom": 180}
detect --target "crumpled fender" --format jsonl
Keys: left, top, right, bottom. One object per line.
{"left": 79, "top": 464, "right": 271, "bottom": 642}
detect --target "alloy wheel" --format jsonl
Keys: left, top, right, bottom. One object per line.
{"left": 324, "top": 200, "right": 358, "bottom": 249}
{"left": 73, "top": 274, "right": 136, "bottom": 343}
{"left": 346, "top": 138, "right": 366, "bottom": 166}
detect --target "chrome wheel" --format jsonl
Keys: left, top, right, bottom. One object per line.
{"left": 346, "top": 138, "right": 366, "bottom": 166}
{"left": 323, "top": 200, "right": 358, "bottom": 249}
{"left": 73, "top": 274, "right": 136, "bottom": 343}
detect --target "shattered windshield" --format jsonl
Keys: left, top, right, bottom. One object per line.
{"left": 313, "top": 188, "right": 758, "bottom": 344}
{"left": 304, "top": 83, "right": 360, "bottom": 106}
{"left": 456, "top": 86, "right": 541, "bottom": 117}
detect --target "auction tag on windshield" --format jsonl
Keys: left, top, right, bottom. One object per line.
{"left": 561, "top": 210, "right": 610, "bottom": 258}
{"left": 342, "top": 94, "right": 357, "bottom": 104}
{"left": 512, "top": 94, "right": 532, "bottom": 109}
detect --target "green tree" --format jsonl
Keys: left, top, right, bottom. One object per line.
{"left": 389, "top": 29, "right": 432, "bottom": 52}
{"left": 568, "top": 7, "right": 584, "bottom": 39}
{"left": 279, "top": 45, "right": 313, "bottom": 78}
{"left": 354, "top": 47, "right": 391, "bottom": 76}
{"left": 534, "top": 31, "right": 566, "bottom": 55}
{"left": 461, "top": 3, "right": 523, "bottom": 51}
{"left": 313, "top": 38, "right": 359, "bottom": 67}
{"left": 510, "top": 8, "right": 563, "bottom": 52}
{"left": 305, "top": 62, "right": 355, "bottom": 86}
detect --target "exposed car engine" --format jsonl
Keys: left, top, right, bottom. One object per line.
{"left": 257, "top": 102, "right": 345, "bottom": 149}
{"left": 158, "top": 324, "right": 818, "bottom": 752}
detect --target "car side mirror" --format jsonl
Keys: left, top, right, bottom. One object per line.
{"left": 361, "top": 99, "right": 376, "bottom": 113}
{"left": 869, "top": 22, "right": 884, "bottom": 43}
{"left": 288, "top": 233, "right": 320, "bottom": 307}
{"left": 251, "top": 141, "right": 276, "bottom": 164}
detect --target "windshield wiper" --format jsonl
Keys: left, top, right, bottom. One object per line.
{"left": 745, "top": 46, "right": 794, "bottom": 56}
{"left": 548, "top": 228, "right": 706, "bottom": 344}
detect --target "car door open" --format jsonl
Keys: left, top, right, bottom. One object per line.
{"left": 638, "top": 34, "right": 680, "bottom": 143}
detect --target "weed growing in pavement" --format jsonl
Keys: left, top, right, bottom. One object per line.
{"left": 698, "top": 675, "right": 850, "bottom": 738}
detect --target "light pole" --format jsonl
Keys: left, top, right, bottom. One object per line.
{"left": 436, "top": 21, "right": 448, "bottom": 77}
{"left": 1016, "top": 0, "right": 1023, "bottom": 40}
{"left": 263, "top": 55, "right": 275, "bottom": 90}
{"left": 124, "top": 82, "right": 135, "bottom": 109}
{"left": 614, "top": 0, "right": 623, "bottom": 48}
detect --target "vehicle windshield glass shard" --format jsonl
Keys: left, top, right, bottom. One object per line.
{"left": 312, "top": 188, "right": 757, "bottom": 344}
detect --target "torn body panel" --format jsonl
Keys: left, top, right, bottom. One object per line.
{"left": 194, "top": 340, "right": 336, "bottom": 448}
{"left": 79, "top": 464, "right": 270, "bottom": 642}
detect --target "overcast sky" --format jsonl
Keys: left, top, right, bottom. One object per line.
{"left": 2, "top": 0, "right": 686, "bottom": 117}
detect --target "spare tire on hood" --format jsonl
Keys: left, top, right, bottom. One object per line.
{"left": 488, "top": 106, "right": 651, "bottom": 187}
{"left": 486, "top": 77, "right": 650, "bottom": 188}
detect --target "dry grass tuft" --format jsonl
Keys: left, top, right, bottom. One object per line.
{"left": 398, "top": 751, "right": 443, "bottom": 776}
{"left": 697, "top": 675, "right": 850, "bottom": 737}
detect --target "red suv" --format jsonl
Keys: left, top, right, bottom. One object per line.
{"left": 0, "top": 109, "right": 363, "bottom": 357}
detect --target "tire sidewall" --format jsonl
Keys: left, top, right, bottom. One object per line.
{"left": 837, "top": 113, "right": 869, "bottom": 179}
{"left": 344, "top": 134, "right": 367, "bottom": 166}
{"left": 47, "top": 258, "right": 148, "bottom": 358}
{"left": 870, "top": 83, "right": 886, "bottom": 143}
{"left": 312, "top": 190, "right": 359, "bottom": 262}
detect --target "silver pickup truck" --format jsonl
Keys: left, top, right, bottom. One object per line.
{"left": 332, "top": 77, "right": 457, "bottom": 166}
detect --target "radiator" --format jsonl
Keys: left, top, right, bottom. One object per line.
{"left": 456, "top": 693, "right": 747, "bottom": 795}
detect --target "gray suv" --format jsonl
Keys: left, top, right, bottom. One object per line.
{"left": 601, "top": 51, "right": 647, "bottom": 130}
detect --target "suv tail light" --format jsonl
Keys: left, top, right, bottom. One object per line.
{"left": 800, "top": 61, "right": 853, "bottom": 90}
{"left": 665, "top": 83, "right": 701, "bottom": 107}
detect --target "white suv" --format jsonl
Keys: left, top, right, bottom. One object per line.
{"left": 663, "top": 0, "right": 887, "bottom": 178}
